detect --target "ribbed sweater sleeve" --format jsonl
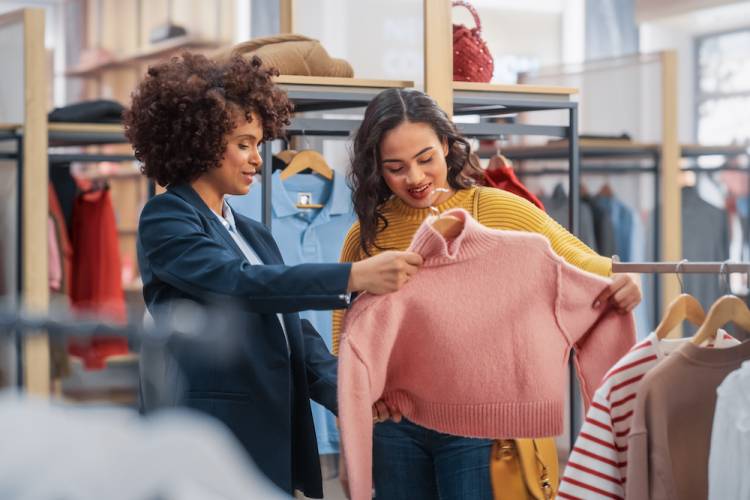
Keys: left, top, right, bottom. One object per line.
{"left": 555, "top": 256, "right": 636, "bottom": 408}
{"left": 338, "top": 338, "right": 374, "bottom": 500}
{"left": 475, "top": 187, "right": 612, "bottom": 277}
{"left": 338, "top": 294, "right": 401, "bottom": 500}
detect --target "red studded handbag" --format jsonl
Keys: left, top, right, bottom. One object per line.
{"left": 452, "top": 1, "right": 494, "bottom": 83}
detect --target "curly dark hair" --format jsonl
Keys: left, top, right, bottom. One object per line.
{"left": 124, "top": 52, "right": 293, "bottom": 187}
{"left": 349, "top": 89, "right": 481, "bottom": 255}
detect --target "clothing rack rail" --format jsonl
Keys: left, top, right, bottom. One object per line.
{"left": 612, "top": 261, "right": 750, "bottom": 274}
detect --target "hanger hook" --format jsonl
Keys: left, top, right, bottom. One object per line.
{"left": 675, "top": 259, "right": 688, "bottom": 295}
{"left": 719, "top": 260, "right": 731, "bottom": 295}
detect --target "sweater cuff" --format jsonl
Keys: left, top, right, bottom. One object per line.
{"left": 586, "top": 255, "right": 613, "bottom": 277}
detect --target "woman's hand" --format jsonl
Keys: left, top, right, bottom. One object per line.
{"left": 593, "top": 273, "right": 642, "bottom": 314}
{"left": 348, "top": 251, "right": 423, "bottom": 295}
{"left": 372, "top": 399, "right": 402, "bottom": 424}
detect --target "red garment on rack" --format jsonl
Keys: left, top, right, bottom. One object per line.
{"left": 48, "top": 185, "right": 73, "bottom": 296}
{"left": 69, "top": 188, "right": 128, "bottom": 370}
{"left": 483, "top": 165, "right": 545, "bottom": 211}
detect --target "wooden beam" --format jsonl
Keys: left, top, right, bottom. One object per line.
{"left": 423, "top": 0, "right": 452, "bottom": 117}
{"left": 280, "top": 0, "right": 293, "bottom": 33}
{"left": 659, "top": 50, "right": 681, "bottom": 337}
{"left": 22, "top": 8, "right": 50, "bottom": 394}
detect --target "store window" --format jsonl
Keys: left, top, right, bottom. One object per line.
{"left": 696, "top": 28, "right": 750, "bottom": 145}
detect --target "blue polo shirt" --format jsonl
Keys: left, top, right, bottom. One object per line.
{"left": 229, "top": 170, "right": 356, "bottom": 454}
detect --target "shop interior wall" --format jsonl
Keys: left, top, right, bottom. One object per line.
{"left": 640, "top": 1, "right": 750, "bottom": 144}
{"left": 636, "top": 0, "right": 742, "bottom": 22}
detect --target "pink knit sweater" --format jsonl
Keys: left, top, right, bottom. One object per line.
{"left": 337, "top": 208, "right": 636, "bottom": 500}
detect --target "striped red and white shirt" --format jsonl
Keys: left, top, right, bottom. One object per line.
{"left": 558, "top": 330, "right": 737, "bottom": 500}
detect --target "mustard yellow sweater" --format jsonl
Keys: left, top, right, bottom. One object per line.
{"left": 332, "top": 186, "right": 611, "bottom": 354}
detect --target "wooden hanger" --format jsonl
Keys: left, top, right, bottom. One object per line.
{"left": 279, "top": 149, "right": 333, "bottom": 209}
{"left": 692, "top": 294, "right": 750, "bottom": 345}
{"left": 429, "top": 188, "right": 463, "bottom": 239}
{"left": 488, "top": 140, "right": 512, "bottom": 171}
{"left": 279, "top": 149, "right": 334, "bottom": 181}
{"left": 432, "top": 215, "right": 464, "bottom": 239}
{"left": 597, "top": 182, "right": 614, "bottom": 198}
{"left": 654, "top": 261, "right": 705, "bottom": 340}
{"left": 654, "top": 294, "right": 705, "bottom": 339}
{"left": 488, "top": 153, "right": 512, "bottom": 171}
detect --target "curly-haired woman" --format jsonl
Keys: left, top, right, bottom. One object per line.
{"left": 125, "top": 53, "right": 419, "bottom": 497}
{"left": 332, "top": 89, "right": 642, "bottom": 499}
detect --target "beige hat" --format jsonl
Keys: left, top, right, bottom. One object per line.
{"left": 215, "top": 34, "right": 353, "bottom": 78}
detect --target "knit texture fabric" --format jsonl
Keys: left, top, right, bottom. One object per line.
{"left": 558, "top": 331, "right": 738, "bottom": 500}
{"left": 332, "top": 186, "right": 611, "bottom": 354}
{"left": 217, "top": 34, "right": 354, "bottom": 78}
{"left": 337, "top": 209, "right": 636, "bottom": 500}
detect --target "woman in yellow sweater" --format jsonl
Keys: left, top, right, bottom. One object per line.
{"left": 334, "top": 89, "right": 641, "bottom": 499}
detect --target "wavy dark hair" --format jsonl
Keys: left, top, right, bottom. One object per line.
{"left": 349, "top": 89, "right": 480, "bottom": 255}
{"left": 124, "top": 52, "right": 293, "bottom": 187}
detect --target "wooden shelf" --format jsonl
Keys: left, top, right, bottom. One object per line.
{"left": 66, "top": 58, "right": 128, "bottom": 77}
{"left": 0, "top": 122, "right": 21, "bottom": 132}
{"left": 48, "top": 122, "right": 125, "bottom": 134}
{"left": 454, "top": 81, "right": 578, "bottom": 96}
{"left": 66, "top": 36, "right": 223, "bottom": 78}
{"left": 129, "top": 35, "right": 222, "bottom": 62}
{"left": 274, "top": 75, "right": 414, "bottom": 89}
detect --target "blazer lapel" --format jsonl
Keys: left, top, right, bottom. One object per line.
{"left": 233, "top": 216, "right": 281, "bottom": 265}
{"left": 168, "top": 184, "right": 246, "bottom": 259}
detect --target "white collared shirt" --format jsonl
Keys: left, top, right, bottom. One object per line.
{"left": 213, "top": 200, "right": 290, "bottom": 354}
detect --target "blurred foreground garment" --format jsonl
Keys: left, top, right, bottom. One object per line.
{"left": 0, "top": 392, "right": 288, "bottom": 500}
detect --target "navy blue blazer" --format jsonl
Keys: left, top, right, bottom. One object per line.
{"left": 137, "top": 184, "right": 351, "bottom": 497}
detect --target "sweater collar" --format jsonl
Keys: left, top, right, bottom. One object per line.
{"left": 677, "top": 338, "right": 750, "bottom": 366}
{"left": 408, "top": 208, "right": 497, "bottom": 265}
{"left": 387, "top": 187, "right": 475, "bottom": 221}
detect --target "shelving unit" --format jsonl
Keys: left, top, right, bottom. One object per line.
{"left": 451, "top": 81, "right": 583, "bottom": 234}
{"left": 1, "top": 8, "right": 49, "bottom": 395}
{"left": 4, "top": 116, "right": 142, "bottom": 393}
{"left": 260, "top": 77, "right": 416, "bottom": 227}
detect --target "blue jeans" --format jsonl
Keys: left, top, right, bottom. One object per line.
{"left": 372, "top": 418, "right": 493, "bottom": 500}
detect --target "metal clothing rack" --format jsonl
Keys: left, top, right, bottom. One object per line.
{"left": 612, "top": 261, "right": 750, "bottom": 274}
{"left": 260, "top": 80, "right": 583, "bottom": 232}
{"left": 498, "top": 143, "right": 750, "bottom": 319}
{"left": 7, "top": 122, "right": 145, "bottom": 297}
